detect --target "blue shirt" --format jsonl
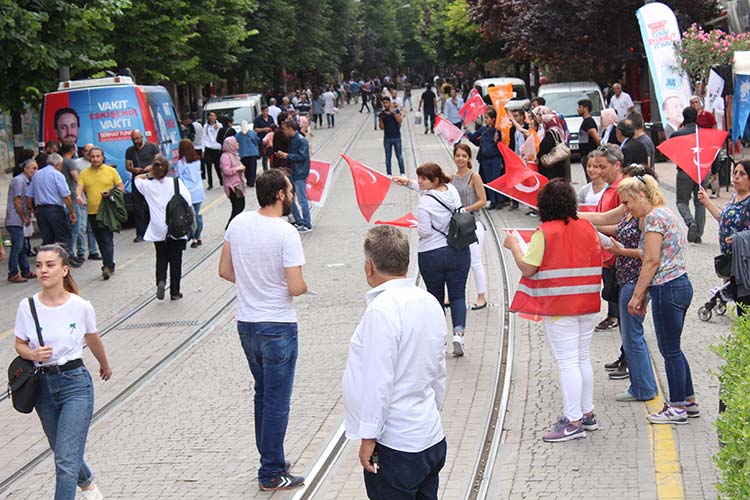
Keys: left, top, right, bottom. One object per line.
{"left": 236, "top": 130, "right": 260, "bottom": 158}
{"left": 175, "top": 158, "right": 205, "bottom": 204}
{"left": 444, "top": 96, "right": 464, "bottom": 124}
{"left": 288, "top": 132, "right": 310, "bottom": 181}
{"left": 25, "top": 166, "right": 70, "bottom": 206}
{"left": 467, "top": 126, "right": 502, "bottom": 159}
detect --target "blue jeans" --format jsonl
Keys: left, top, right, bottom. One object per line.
{"left": 87, "top": 215, "right": 114, "bottom": 270}
{"left": 384, "top": 137, "right": 405, "bottom": 176}
{"left": 481, "top": 156, "right": 503, "bottom": 203}
{"left": 618, "top": 283, "right": 658, "bottom": 400}
{"left": 418, "top": 246, "right": 471, "bottom": 332}
{"left": 68, "top": 204, "right": 82, "bottom": 258}
{"left": 237, "top": 322, "right": 298, "bottom": 483}
{"left": 189, "top": 202, "right": 203, "bottom": 240}
{"left": 292, "top": 178, "right": 311, "bottom": 229}
{"left": 35, "top": 366, "right": 95, "bottom": 500}
{"left": 37, "top": 205, "right": 73, "bottom": 253}
{"left": 364, "top": 439, "right": 446, "bottom": 500}
{"left": 7, "top": 225, "right": 30, "bottom": 277}
{"left": 648, "top": 274, "right": 695, "bottom": 405}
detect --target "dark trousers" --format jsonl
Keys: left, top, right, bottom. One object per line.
{"left": 226, "top": 190, "right": 245, "bottom": 229}
{"left": 326, "top": 113, "right": 335, "bottom": 127}
{"left": 130, "top": 181, "right": 150, "bottom": 239}
{"left": 204, "top": 148, "right": 222, "bottom": 188}
{"left": 424, "top": 112, "right": 435, "bottom": 132}
{"left": 602, "top": 267, "right": 619, "bottom": 319}
{"left": 364, "top": 439, "right": 446, "bottom": 500}
{"left": 241, "top": 156, "right": 259, "bottom": 187}
{"left": 36, "top": 205, "right": 72, "bottom": 253}
{"left": 480, "top": 156, "right": 504, "bottom": 204}
{"left": 418, "top": 246, "right": 471, "bottom": 331}
{"left": 675, "top": 169, "right": 706, "bottom": 239}
{"left": 237, "top": 322, "right": 298, "bottom": 483}
{"left": 360, "top": 95, "right": 371, "bottom": 112}
{"left": 87, "top": 215, "right": 115, "bottom": 270}
{"left": 154, "top": 239, "right": 186, "bottom": 296}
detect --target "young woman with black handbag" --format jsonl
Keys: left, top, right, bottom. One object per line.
{"left": 13, "top": 244, "right": 112, "bottom": 500}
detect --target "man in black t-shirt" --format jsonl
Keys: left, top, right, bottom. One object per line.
{"left": 418, "top": 83, "right": 437, "bottom": 134}
{"left": 254, "top": 106, "right": 275, "bottom": 171}
{"left": 577, "top": 98, "right": 601, "bottom": 182}
{"left": 216, "top": 118, "right": 237, "bottom": 145}
{"left": 379, "top": 96, "right": 405, "bottom": 175}
{"left": 125, "top": 130, "right": 160, "bottom": 242}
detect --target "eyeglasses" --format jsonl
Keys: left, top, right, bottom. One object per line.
{"left": 636, "top": 175, "right": 646, "bottom": 185}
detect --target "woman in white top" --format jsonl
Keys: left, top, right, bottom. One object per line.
{"left": 577, "top": 157, "right": 607, "bottom": 208}
{"left": 393, "top": 163, "right": 471, "bottom": 356}
{"left": 14, "top": 244, "right": 111, "bottom": 500}
{"left": 134, "top": 156, "right": 192, "bottom": 300}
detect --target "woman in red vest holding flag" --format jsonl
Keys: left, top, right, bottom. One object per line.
{"left": 503, "top": 179, "right": 603, "bottom": 442}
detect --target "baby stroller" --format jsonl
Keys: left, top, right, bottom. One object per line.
{"left": 698, "top": 254, "right": 734, "bottom": 321}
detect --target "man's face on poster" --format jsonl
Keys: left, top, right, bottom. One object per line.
{"left": 663, "top": 96, "right": 684, "bottom": 127}
{"left": 56, "top": 112, "right": 79, "bottom": 146}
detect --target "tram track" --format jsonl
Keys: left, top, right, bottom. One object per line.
{"left": 0, "top": 110, "right": 371, "bottom": 495}
{"left": 293, "top": 106, "right": 516, "bottom": 500}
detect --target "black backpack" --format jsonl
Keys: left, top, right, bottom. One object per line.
{"left": 426, "top": 193, "right": 477, "bottom": 249}
{"left": 166, "top": 177, "right": 194, "bottom": 239}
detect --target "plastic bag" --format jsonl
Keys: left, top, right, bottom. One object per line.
{"left": 414, "top": 112, "right": 423, "bottom": 126}
{"left": 23, "top": 222, "right": 34, "bottom": 238}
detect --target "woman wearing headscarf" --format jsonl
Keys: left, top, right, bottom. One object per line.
{"left": 236, "top": 120, "right": 260, "bottom": 188}
{"left": 220, "top": 136, "right": 246, "bottom": 228}
{"left": 538, "top": 114, "right": 568, "bottom": 180}
{"left": 600, "top": 109, "right": 620, "bottom": 146}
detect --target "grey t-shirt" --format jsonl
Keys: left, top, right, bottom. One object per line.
{"left": 61, "top": 157, "right": 78, "bottom": 195}
{"left": 5, "top": 175, "right": 28, "bottom": 227}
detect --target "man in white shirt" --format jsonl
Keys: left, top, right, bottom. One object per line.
{"left": 342, "top": 225, "right": 447, "bottom": 500}
{"left": 218, "top": 169, "right": 308, "bottom": 492}
{"left": 202, "top": 111, "right": 223, "bottom": 189}
{"left": 268, "top": 98, "right": 282, "bottom": 124}
{"left": 608, "top": 83, "right": 634, "bottom": 120}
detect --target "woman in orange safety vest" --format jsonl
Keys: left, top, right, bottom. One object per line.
{"left": 503, "top": 178, "right": 603, "bottom": 443}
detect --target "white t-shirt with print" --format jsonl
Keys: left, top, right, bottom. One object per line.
{"left": 15, "top": 293, "right": 97, "bottom": 367}
{"left": 225, "top": 211, "right": 306, "bottom": 323}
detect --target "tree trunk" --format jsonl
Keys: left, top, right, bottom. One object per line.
{"left": 11, "top": 109, "right": 25, "bottom": 166}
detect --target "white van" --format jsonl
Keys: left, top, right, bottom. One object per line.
{"left": 203, "top": 94, "right": 263, "bottom": 131}
{"left": 538, "top": 82, "right": 605, "bottom": 154}
{"left": 473, "top": 77, "right": 530, "bottom": 111}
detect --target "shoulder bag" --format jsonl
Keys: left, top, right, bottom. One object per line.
{"left": 540, "top": 129, "right": 571, "bottom": 167}
{"left": 7, "top": 297, "right": 45, "bottom": 414}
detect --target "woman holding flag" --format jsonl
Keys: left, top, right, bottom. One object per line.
{"left": 466, "top": 109, "right": 504, "bottom": 209}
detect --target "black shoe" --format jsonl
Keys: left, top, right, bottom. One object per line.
{"left": 88, "top": 254, "right": 102, "bottom": 261}
{"left": 69, "top": 258, "right": 82, "bottom": 268}
{"left": 101, "top": 266, "right": 111, "bottom": 281}
{"left": 425, "top": 129, "right": 429, "bottom": 134}
{"left": 133, "top": 236, "right": 144, "bottom": 243}
{"left": 259, "top": 471, "right": 304, "bottom": 491}
{"left": 190, "top": 240, "right": 199, "bottom": 249}
{"left": 687, "top": 222, "right": 697, "bottom": 243}
{"left": 595, "top": 317, "right": 618, "bottom": 331}
{"left": 694, "top": 237, "right": 702, "bottom": 244}
{"left": 609, "top": 362, "right": 629, "bottom": 380}
{"left": 604, "top": 356, "right": 623, "bottom": 371}
{"left": 156, "top": 281, "right": 166, "bottom": 301}
{"left": 170, "top": 293, "right": 183, "bottom": 301}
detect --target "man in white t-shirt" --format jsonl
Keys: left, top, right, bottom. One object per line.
{"left": 218, "top": 169, "right": 307, "bottom": 492}
{"left": 268, "top": 98, "right": 282, "bottom": 124}
{"left": 608, "top": 83, "right": 634, "bottom": 120}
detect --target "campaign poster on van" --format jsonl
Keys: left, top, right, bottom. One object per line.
{"left": 636, "top": 2, "right": 692, "bottom": 138}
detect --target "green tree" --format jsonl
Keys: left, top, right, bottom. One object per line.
{"left": 357, "top": 0, "right": 404, "bottom": 77}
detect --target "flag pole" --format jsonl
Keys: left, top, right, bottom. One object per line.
{"left": 696, "top": 126, "right": 701, "bottom": 185}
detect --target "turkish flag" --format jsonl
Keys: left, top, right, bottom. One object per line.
{"left": 459, "top": 89, "right": 486, "bottom": 124}
{"left": 374, "top": 212, "right": 418, "bottom": 229}
{"left": 341, "top": 154, "right": 392, "bottom": 222}
{"left": 657, "top": 128, "right": 728, "bottom": 184}
{"left": 486, "top": 142, "right": 548, "bottom": 208}
{"left": 306, "top": 160, "right": 332, "bottom": 207}
{"left": 434, "top": 115, "right": 464, "bottom": 145}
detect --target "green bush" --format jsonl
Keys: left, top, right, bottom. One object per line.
{"left": 714, "top": 309, "right": 750, "bottom": 499}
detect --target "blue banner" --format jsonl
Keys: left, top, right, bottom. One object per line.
{"left": 733, "top": 75, "right": 750, "bottom": 142}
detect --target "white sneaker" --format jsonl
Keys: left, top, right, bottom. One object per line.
{"left": 80, "top": 484, "right": 104, "bottom": 500}
{"left": 452, "top": 334, "right": 464, "bottom": 357}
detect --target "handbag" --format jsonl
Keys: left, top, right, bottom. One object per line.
{"left": 714, "top": 253, "right": 732, "bottom": 279}
{"left": 7, "top": 297, "right": 45, "bottom": 414}
{"left": 539, "top": 130, "right": 571, "bottom": 167}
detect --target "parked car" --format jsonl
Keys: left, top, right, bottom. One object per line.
{"left": 39, "top": 76, "right": 181, "bottom": 197}
{"left": 538, "top": 82, "right": 605, "bottom": 158}
{"left": 203, "top": 94, "right": 263, "bottom": 132}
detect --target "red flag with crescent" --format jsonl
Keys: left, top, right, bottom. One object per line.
{"left": 459, "top": 88, "right": 486, "bottom": 124}
{"left": 374, "top": 212, "right": 418, "bottom": 228}
{"left": 342, "top": 154, "right": 392, "bottom": 222}
{"left": 306, "top": 160, "right": 332, "bottom": 207}
{"left": 486, "top": 142, "right": 548, "bottom": 209}
{"left": 656, "top": 128, "right": 728, "bottom": 184}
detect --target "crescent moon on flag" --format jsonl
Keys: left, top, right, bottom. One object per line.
{"left": 364, "top": 169, "right": 378, "bottom": 184}
{"left": 514, "top": 175, "right": 540, "bottom": 193}
{"left": 309, "top": 169, "right": 321, "bottom": 184}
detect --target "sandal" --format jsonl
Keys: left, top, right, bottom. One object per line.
{"left": 471, "top": 302, "right": 488, "bottom": 310}
{"left": 7, "top": 274, "right": 28, "bottom": 283}
{"left": 22, "top": 272, "right": 37, "bottom": 279}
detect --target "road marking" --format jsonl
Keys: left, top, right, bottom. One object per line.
{"left": 0, "top": 328, "right": 13, "bottom": 341}
{"left": 646, "top": 370, "right": 685, "bottom": 500}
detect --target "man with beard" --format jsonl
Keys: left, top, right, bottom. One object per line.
{"left": 218, "top": 168, "right": 307, "bottom": 492}
{"left": 126, "top": 130, "right": 159, "bottom": 242}
{"left": 54, "top": 107, "right": 80, "bottom": 150}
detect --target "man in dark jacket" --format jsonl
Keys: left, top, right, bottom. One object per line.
{"left": 275, "top": 120, "right": 311, "bottom": 232}
{"left": 670, "top": 107, "right": 704, "bottom": 243}
{"left": 616, "top": 120, "right": 649, "bottom": 167}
